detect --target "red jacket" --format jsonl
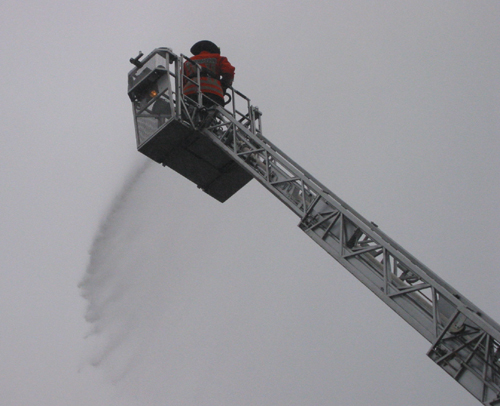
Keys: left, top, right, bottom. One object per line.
{"left": 183, "top": 51, "right": 235, "bottom": 99}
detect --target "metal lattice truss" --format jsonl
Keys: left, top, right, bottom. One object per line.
{"left": 128, "top": 48, "right": 500, "bottom": 405}
{"left": 205, "top": 102, "right": 500, "bottom": 405}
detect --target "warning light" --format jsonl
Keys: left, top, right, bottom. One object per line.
{"left": 149, "top": 90, "right": 158, "bottom": 97}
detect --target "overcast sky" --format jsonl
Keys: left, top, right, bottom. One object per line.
{"left": 1, "top": 1, "right": 499, "bottom": 405}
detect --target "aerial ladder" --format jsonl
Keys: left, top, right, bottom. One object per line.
{"left": 127, "top": 47, "right": 500, "bottom": 405}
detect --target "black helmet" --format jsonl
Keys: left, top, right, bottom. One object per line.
{"left": 190, "top": 40, "right": 220, "bottom": 55}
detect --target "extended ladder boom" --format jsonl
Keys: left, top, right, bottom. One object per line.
{"left": 128, "top": 48, "right": 500, "bottom": 405}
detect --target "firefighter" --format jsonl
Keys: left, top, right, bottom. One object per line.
{"left": 183, "top": 41, "right": 235, "bottom": 107}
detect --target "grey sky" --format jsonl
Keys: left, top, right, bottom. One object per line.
{"left": 1, "top": 1, "right": 499, "bottom": 405}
